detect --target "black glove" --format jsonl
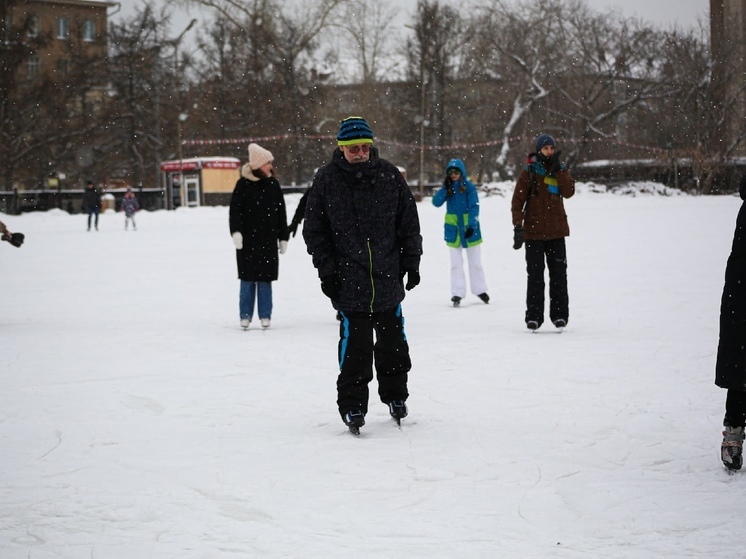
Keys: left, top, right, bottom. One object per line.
{"left": 465, "top": 227, "right": 474, "bottom": 239}
{"left": 444, "top": 176, "right": 455, "bottom": 196}
{"left": 513, "top": 225, "right": 524, "bottom": 250}
{"left": 320, "top": 275, "right": 341, "bottom": 300}
{"left": 549, "top": 150, "right": 563, "bottom": 175}
{"left": 288, "top": 221, "right": 299, "bottom": 237}
{"left": 2, "top": 232, "right": 24, "bottom": 248}
{"left": 403, "top": 270, "right": 420, "bottom": 291}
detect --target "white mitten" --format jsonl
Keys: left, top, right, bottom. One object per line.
{"left": 232, "top": 232, "right": 243, "bottom": 250}
{"left": 279, "top": 240, "right": 288, "bottom": 254}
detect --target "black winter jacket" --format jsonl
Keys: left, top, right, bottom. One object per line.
{"left": 229, "top": 174, "right": 289, "bottom": 282}
{"left": 303, "top": 147, "right": 422, "bottom": 313}
{"left": 83, "top": 186, "right": 100, "bottom": 209}
{"left": 716, "top": 174, "right": 746, "bottom": 389}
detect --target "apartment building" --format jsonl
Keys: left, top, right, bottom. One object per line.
{"left": 5, "top": 0, "right": 116, "bottom": 80}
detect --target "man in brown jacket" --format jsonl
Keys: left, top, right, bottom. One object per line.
{"left": 511, "top": 134, "right": 575, "bottom": 331}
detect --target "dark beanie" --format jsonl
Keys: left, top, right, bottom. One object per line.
{"left": 535, "top": 133, "right": 556, "bottom": 151}
{"left": 337, "top": 116, "right": 374, "bottom": 146}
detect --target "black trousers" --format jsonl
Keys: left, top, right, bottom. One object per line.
{"left": 336, "top": 306, "right": 411, "bottom": 417}
{"left": 725, "top": 389, "right": 746, "bottom": 428}
{"left": 524, "top": 238, "right": 569, "bottom": 327}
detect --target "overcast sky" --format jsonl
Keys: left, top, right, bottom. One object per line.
{"left": 114, "top": 0, "right": 708, "bottom": 32}
{"left": 392, "top": 0, "right": 707, "bottom": 28}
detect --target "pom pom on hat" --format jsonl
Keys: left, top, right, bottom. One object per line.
{"left": 535, "top": 133, "right": 556, "bottom": 151}
{"left": 337, "top": 116, "right": 374, "bottom": 146}
{"left": 248, "top": 143, "right": 274, "bottom": 170}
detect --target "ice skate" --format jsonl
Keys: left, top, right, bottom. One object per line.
{"left": 388, "top": 400, "right": 408, "bottom": 426}
{"left": 343, "top": 409, "right": 365, "bottom": 435}
{"left": 722, "top": 425, "right": 745, "bottom": 472}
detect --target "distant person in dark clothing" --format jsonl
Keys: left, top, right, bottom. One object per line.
{"left": 302, "top": 116, "right": 423, "bottom": 433}
{"left": 511, "top": 133, "right": 575, "bottom": 331}
{"left": 288, "top": 188, "right": 310, "bottom": 238}
{"left": 83, "top": 180, "right": 101, "bottom": 231}
{"left": 716, "top": 173, "right": 746, "bottom": 471}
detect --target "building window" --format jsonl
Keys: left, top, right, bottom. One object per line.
{"left": 29, "top": 15, "right": 40, "bottom": 38}
{"left": 2, "top": 15, "right": 11, "bottom": 42}
{"left": 83, "top": 19, "right": 96, "bottom": 42}
{"left": 57, "top": 58, "right": 70, "bottom": 75}
{"left": 27, "top": 56, "right": 40, "bottom": 78}
{"left": 56, "top": 18, "right": 68, "bottom": 39}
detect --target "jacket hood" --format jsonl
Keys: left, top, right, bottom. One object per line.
{"left": 445, "top": 158, "right": 467, "bottom": 178}
{"left": 241, "top": 163, "right": 261, "bottom": 181}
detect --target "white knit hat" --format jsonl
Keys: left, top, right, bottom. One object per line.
{"left": 248, "top": 143, "right": 274, "bottom": 170}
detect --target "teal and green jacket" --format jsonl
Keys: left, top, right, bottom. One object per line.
{"left": 432, "top": 158, "right": 483, "bottom": 248}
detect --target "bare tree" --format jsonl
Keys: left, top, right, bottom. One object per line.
{"left": 464, "top": 0, "right": 685, "bottom": 179}
{"left": 105, "top": 5, "right": 190, "bottom": 190}
{"left": 333, "top": 0, "right": 402, "bottom": 84}
{"left": 168, "top": 0, "right": 349, "bottom": 183}
{"left": 656, "top": 24, "right": 746, "bottom": 193}
{"left": 404, "top": 0, "right": 464, "bottom": 190}
{"left": 468, "top": 0, "right": 573, "bottom": 176}
{"left": 555, "top": 9, "right": 677, "bottom": 168}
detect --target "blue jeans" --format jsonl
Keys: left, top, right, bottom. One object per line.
{"left": 239, "top": 281, "right": 272, "bottom": 320}
{"left": 87, "top": 206, "right": 99, "bottom": 229}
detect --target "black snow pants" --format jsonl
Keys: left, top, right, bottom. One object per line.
{"left": 336, "top": 305, "right": 411, "bottom": 417}
{"left": 725, "top": 389, "right": 746, "bottom": 428}
{"left": 524, "top": 238, "right": 569, "bottom": 327}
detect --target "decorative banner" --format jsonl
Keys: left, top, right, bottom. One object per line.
{"left": 184, "top": 134, "right": 672, "bottom": 155}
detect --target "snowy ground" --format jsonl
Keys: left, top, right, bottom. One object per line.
{"left": 1, "top": 181, "right": 743, "bottom": 558}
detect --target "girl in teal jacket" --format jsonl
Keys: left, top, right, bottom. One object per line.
{"left": 432, "top": 158, "right": 489, "bottom": 307}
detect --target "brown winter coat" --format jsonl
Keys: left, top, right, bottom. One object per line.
{"left": 511, "top": 159, "right": 575, "bottom": 240}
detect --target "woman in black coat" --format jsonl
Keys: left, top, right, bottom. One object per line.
{"left": 229, "top": 143, "right": 289, "bottom": 330}
{"left": 717, "top": 173, "right": 746, "bottom": 471}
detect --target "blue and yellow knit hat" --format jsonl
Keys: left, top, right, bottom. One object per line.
{"left": 337, "top": 116, "right": 374, "bottom": 146}
{"left": 535, "top": 133, "right": 556, "bottom": 151}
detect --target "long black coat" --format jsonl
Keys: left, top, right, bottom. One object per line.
{"left": 303, "top": 147, "right": 422, "bottom": 313}
{"left": 229, "top": 174, "right": 289, "bottom": 282}
{"left": 716, "top": 175, "right": 746, "bottom": 389}
{"left": 83, "top": 186, "right": 100, "bottom": 209}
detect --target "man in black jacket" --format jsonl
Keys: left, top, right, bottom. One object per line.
{"left": 303, "top": 116, "right": 422, "bottom": 433}
{"left": 83, "top": 180, "right": 101, "bottom": 231}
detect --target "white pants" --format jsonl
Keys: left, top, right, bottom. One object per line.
{"left": 449, "top": 244, "right": 488, "bottom": 298}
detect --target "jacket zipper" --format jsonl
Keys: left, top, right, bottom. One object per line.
{"left": 367, "top": 240, "right": 375, "bottom": 312}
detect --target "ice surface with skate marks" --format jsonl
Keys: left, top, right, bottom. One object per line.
{"left": 0, "top": 182, "right": 742, "bottom": 558}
